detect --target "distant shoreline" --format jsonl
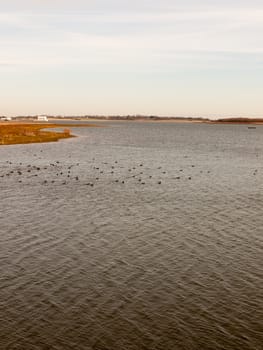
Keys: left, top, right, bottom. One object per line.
{"left": 50, "top": 116, "right": 263, "bottom": 125}
{"left": 2, "top": 116, "right": 262, "bottom": 125}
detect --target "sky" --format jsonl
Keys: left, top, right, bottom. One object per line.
{"left": 0, "top": 0, "right": 263, "bottom": 117}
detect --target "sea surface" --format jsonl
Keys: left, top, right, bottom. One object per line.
{"left": 0, "top": 121, "right": 262, "bottom": 350}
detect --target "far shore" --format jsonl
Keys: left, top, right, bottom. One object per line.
{"left": 1, "top": 116, "right": 263, "bottom": 125}
{"left": 43, "top": 116, "right": 263, "bottom": 125}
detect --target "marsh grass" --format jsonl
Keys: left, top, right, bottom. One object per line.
{"left": 0, "top": 123, "right": 87, "bottom": 145}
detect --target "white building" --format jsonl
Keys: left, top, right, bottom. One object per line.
{"left": 37, "top": 115, "right": 48, "bottom": 122}
{"left": 0, "top": 116, "right": 12, "bottom": 121}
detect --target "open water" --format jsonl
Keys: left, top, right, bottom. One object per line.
{"left": 0, "top": 121, "right": 262, "bottom": 350}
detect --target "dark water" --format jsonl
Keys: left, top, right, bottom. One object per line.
{"left": 0, "top": 121, "right": 262, "bottom": 350}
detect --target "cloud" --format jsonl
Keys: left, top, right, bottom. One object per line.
{"left": 0, "top": 7, "right": 263, "bottom": 69}
{"left": 1, "top": 0, "right": 263, "bottom": 11}
{"left": 1, "top": 1, "right": 263, "bottom": 117}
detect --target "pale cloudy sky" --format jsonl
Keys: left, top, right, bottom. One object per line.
{"left": 1, "top": 0, "right": 263, "bottom": 117}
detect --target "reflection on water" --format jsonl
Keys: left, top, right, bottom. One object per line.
{"left": 0, "top": 122, "right": 262, "bottom": 350}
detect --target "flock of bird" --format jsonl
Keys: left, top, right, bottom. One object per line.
{"left": 0, "top": 157, "right": 210, "bottom": 187}
{"left": 1, "top": 156, "right": 259, "bottom": 188}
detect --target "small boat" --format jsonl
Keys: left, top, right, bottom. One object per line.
{"left": 248, "top": 126, "right": 256, "bottom": 129}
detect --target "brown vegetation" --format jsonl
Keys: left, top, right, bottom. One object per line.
{"left": 0, "top": 123, "right": 93, "bottom": 146}
{"left": 213, "top": 118, "right": 263, "bottom": 124}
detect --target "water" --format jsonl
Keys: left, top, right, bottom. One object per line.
{"left": 0, "top": 121, "right": 262, "bottom": 350}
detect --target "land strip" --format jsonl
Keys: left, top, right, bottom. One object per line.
{"left": 0, "top": 123, "right": 95, "bottom": 146}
